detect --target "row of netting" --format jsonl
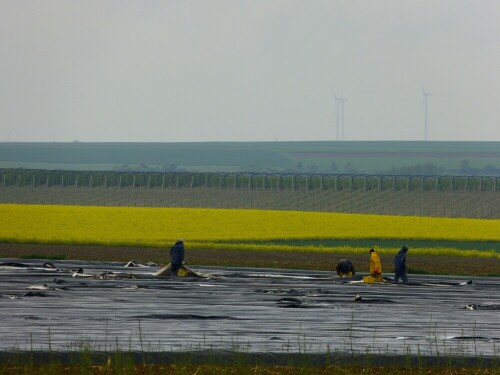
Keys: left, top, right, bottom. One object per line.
{"left": 1, "top": 186, "right": 499, "bottom": 218}
{"left": 1, "top": 170, "right": 499, "bottom": 192}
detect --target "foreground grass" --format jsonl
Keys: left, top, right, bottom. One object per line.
{"left": 0, "top": 343, "right": 498, "bottom": 374}
{"left": 1, "top": 363, "right": 498, "bottom": 374}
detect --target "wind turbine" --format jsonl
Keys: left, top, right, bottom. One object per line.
{"left": 423, "top": 88, "right": 431, "bottom": 141}
{"left": 332, "top": 90, "right": 341, "bottom": 141}
{"left": 332, "top": 91, "right": 347, "bottom": 141}
{"left": 340, "top": 96, "right": 347, "bottom": 140}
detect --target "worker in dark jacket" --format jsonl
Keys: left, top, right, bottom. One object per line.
{"left": 170, "top": 239, "right": 185, "bottom": 275}
{"left": 336, "top": 259, "right": 355, "bottom": 277}
{"left": 394, "top": 245, "right": 409, "bottom": 283}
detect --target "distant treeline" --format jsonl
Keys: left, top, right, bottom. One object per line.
{"left": 1, "top": 141, "right": 499, "bottom": 176}
{"left": 387, "top": 161, "right": 500, "bottom": 176}
{"left": 111, "top": 160, "right": 500, "bottom": 177}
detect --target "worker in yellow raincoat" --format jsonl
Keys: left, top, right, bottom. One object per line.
{"left": 364, "top": 248, "right": 383, "bottom": 283}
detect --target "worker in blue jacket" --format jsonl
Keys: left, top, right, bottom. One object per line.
{"left": 394, "top": 245, "right": 409, "bottom": 283}
{"left": 170, "top": 239, "right": 185, "bottom": 275}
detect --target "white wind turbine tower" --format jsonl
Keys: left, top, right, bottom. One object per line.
{"left": 332, "top": 91, "right": 347, "bottom": 141}
{"left": 423, "top": 88, "right": 431, "bottom": 141}
{"left": 332, "top": 91, "right": 341, "bottom": 141}
{"left": 340, "top": 96, "right": 347, "bottom": 140}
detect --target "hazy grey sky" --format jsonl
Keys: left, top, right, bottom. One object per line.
{"left": 1, "top": 1, "right": 499, "bottom": 142}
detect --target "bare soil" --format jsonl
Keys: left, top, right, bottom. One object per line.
{"left": 1, "top": 243, "right": 498, "bottom": 276}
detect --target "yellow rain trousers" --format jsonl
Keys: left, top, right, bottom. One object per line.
{"left": 364, "top": 251, "right": 383, "bottom": 283}
{"left": 369, "top": 251, "right": 382, "bottom": 275}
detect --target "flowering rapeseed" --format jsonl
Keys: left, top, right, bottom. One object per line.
{"left": 0, "top": 204, "right": 498, "bottom": 257}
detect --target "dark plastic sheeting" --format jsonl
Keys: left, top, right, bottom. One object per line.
{"left": 0, "top": 259, "right": 499, "bottom": 357}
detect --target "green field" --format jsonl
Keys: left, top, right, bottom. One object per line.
{"left": 1, "top": 141, "right": 499, "bottom": 174}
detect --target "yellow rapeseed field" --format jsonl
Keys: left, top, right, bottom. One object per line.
{"left": 1, "top": 204, "right": 499, "bottom": 258}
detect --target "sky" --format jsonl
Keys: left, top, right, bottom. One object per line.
{"left": 1, "top": 1, "right": 499, "bottom": 142}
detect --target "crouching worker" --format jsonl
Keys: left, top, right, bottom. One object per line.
{"left": 363, "top": 248, "right": 383, "bottom": 283}
{"left": 336, "top": 259, "right": 355, "bottom": 277}
{"left": 170, "top": 238, "right": 185, "bottom": 275}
